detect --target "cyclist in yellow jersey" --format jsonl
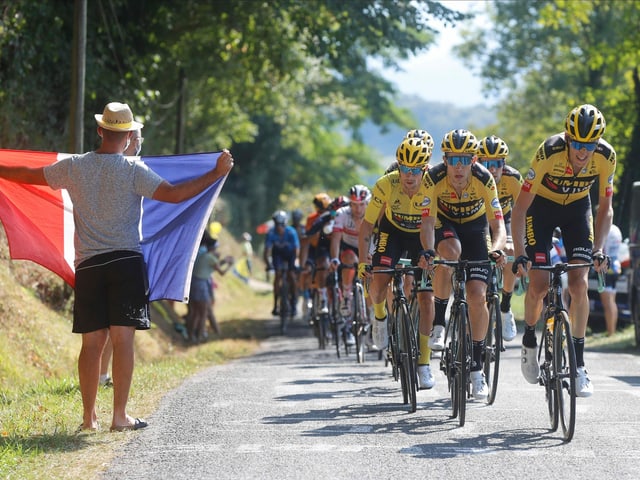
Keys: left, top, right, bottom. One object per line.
{"left": 358, "top": 135, "right": 437, "bottom": 389}
{"left": 512, "top": 104, "right": 615, "bottom": 398}
{"left": 478, "top": 135, "right": 524, "bottom": 342}
{"left": 419, "top": 129, "right": 507, "bottom": 401}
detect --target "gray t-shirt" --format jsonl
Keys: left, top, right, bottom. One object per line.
{"left": 44, "top": 151, "right": 164, "bottom": 266}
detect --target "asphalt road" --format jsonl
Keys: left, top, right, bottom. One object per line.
{"left": 103, "top": 319, "right": 640, "bottom": 480}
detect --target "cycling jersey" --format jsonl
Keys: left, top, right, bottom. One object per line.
{"left": 364, "top": 171, "right": 429, "bottom": 233}
{"left": 265, "top": 225, "right": 299, "bottom": 269}
{"left": 333, "top": 205, "right": 360, "bottom": 248}
{"left": 522, "top": 133, "right": 616, "bottom": 205}
{"left": 421, "top": 162, "right": 503, "bottom": 224}
{"left": 496, "top": 164, "right": 523, "bottom": 222}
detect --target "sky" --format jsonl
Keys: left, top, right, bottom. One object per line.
{"left": 370, "top": 1, "right": 489, "bottom": 107}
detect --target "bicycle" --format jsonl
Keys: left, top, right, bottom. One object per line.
{"left": 483, "top": 257, "right": 513, "bottom": 405}
{"left": 519, "top": 262, "right": 604, "bottom": 442}
{"left": 350, "top": 275, "right": 370, "bottom": 364}
{"left": 368, "top": 259, "right": 420, "bottom": 413}
{"left": 275, "top": 263, "right": 292, "bottom": 335}
{"left": 328, "top": 269, "right": 348, "bottom": 358}
{"left": 434, "top": 257, "right": 494, "bottom": 427}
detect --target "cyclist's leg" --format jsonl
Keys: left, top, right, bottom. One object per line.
{"left": 431, "top": 224, "right": 460, "bottom": 349}
{"left": 501, "top": 227, "right": 518, "bottom": 341}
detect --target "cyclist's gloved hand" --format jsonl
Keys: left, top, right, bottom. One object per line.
{"left": 489, "top": 249, "right": 506, "bottom": 266}
{"left": 357, "top": 262, "right": 370, "bottom": 279}
{"left": 592, "top": 249, "right": 610, "bottom": 273}
{"left": 418, "top": 249, "right": 436, "bottom": 269}
{"left": 512, "top": 255, "right": 530, "bottom": 275}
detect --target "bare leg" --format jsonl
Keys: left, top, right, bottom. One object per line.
{"left": 110, "top": 325, "right": 137, "bottom": 429}
{"left": 100, "top": 335, "right": 113, "bottom": 383}
{"left": 78, "top": 329, "right": 109, "bottom": 429}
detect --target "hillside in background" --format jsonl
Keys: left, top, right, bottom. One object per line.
{"left": 359, "top": 93, "right": 497, "bottom": 171}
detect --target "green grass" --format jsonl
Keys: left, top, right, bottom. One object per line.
{"left": 0, "top": 228, "right": 274, "bottom": 480}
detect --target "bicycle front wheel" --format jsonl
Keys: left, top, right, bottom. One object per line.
{"left": 451, "top": 302, "right": 469, "bottom": 426}
{"left": 353, "top": 283, "right": 367, "bottom": 364}
{"left": 398, "top": 302, "right": 418, "bottom": 413}
{"left": 554, "top": 310, "right": 576, "bottom": 442}
{"left": 484, "top": 296, "right": 502, "bottom": 405}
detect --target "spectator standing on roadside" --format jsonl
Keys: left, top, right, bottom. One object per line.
{"left": 0, "top": 102, "right": 234, "bottom": 432}
{"left": 99, "top": 127, "right": 144, "bottom": 387}
{"left": 600, "top": 222, "right": 623, "bottom": 336}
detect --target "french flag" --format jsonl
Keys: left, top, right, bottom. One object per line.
{"left": 0, "top": 149, "right": 226, "bottom": 302}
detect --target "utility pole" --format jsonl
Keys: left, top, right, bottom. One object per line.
{"left": 69, "top": 0, "right": 87, "bottom": 153}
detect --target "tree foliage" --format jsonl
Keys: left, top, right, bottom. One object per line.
{"left": 1, "top": 0, "right": 469, "bottom": 235}
{"left": 456, "top": 0, "right": 640, "bottom": 233}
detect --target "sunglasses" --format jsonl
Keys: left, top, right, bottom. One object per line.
{"left": 398, "top": 164, "right": 424, "bottom": 175}
{"left": 480, "top": 159, "right": 505, "bottom": 169}
{"left": 446, "top": 155, "right": 473, "bottom": 166}
{"left": 570, "top": 140, "right": 598, "bottom": 152}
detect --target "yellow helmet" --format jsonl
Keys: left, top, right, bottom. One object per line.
{"left": 405, "top": 129, "right": 435, "bottom": 153}
{"left": 478, "top": 135, "right": 509, "bottom": 159}
{"left": 565, "top": 104, "right": 606, "bottom": 142}
{"left": 395, "top": 137, "right": 430, "bottom": 167}
{"left": 441, "top": 129, "right": 479, "bottom": 155}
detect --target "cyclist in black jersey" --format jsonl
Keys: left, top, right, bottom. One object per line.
{"left": 512, "top": 104, "right": 616, "bottom": 398}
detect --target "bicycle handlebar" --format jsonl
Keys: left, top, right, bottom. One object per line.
{"left": 514, "top": 262, "right": 606, "bottom": 295}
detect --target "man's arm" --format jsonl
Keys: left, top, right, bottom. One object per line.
{"left": 419, "top": 215, "right": 436, "bottom": 252}
{"left": 152, "top": 150, "right": 233, "bottom": 203}
{"left": 358, "top": 219, "right": 375, "bottom": 264}
{"left": 511, "top": 189, "right": 535, "bottom": 258}
{"left": 593, "top": 195, "right": 613, "bottom": 253}
{"left": 488, "top": 217, "right": 507, "bottom": 252}
{"left": 0, "top": 166, "right": 48, "bottom": 185}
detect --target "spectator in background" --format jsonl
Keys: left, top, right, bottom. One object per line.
{"left": 188, "top": 235, "right": 233, "bottom": 342}
{"left": 233, "top": 232, "right": 254, "bottom": 283}
{"left": 100, "top": 127, "right": 143, "bottom": 387}
{"left": 600, "top": 223, "right": 623, "bottom": 336}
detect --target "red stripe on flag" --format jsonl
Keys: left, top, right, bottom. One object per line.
{"left": 0, "top": 150, "right": 74, "bottom": 286}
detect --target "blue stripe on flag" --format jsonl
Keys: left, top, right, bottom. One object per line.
{"left": 140, "top": 152, "right": 225, "bottom": 302}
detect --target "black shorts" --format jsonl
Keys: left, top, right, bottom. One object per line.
{"left": 73, "top": 250, "right": 150, "bottom": 334}
{"left": 525, "top": 196, "right": 593, "bottom": 266}
{"left": 372, "top": 216, "right": 431, "bottom": 288}
{"left": 436, "top": 216, "right": 491, "bottom": 284}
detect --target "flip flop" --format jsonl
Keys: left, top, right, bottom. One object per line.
{"left": 110, "top": 418, "right": 148, "bottom": 432}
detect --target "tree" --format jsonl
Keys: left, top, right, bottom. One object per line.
{"left": 1, "top": 1, "right": 470, "bottom": 235}
{"left": 456, "top": 1, "right": 640, "bottom": 233}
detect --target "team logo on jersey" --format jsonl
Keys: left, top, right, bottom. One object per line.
{"left": 491, "top": 198, "right": 500, "bottom": 209}
{"left": 526, "top": 168, "right": 535, "bottom": 181}
{"left": 420, "top": 197, "right": 431, "bottom": 207}
{"left": 373, "top": 196, "right": 384, "bottom": 207}
{"left": 535, "top": 252, "right": 547, "bottom": 264}
{"left": 608, "top": 174, "right": 614, "bottom": 185}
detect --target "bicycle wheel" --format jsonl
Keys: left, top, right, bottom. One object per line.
{"left": 399, "top": 302, "right": 418, "bottom": 413}
{"left": 554, "top": 310, "right": 576, "bottom": 442}
{"left": 452, "top": 302, "right": 469, "bottom": 426}
{"left": 279, "top": 272, "right": 289, "bottom": 335}
{"left": 313, "top": 290, "right": 326, "bottom": 350}
{"left": 330, "top": 292, "right": 341, "bottom": 358}
{"left": 353, "top": 283, "right": 367, "bottom": 364}
{"left": 484, "top": 296, "right": 502, "bottom": 405}
{"left": 540, "top": 324, "right": 558, "bottom": 431}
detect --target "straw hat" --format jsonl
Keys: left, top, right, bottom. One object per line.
{"left": 94, "top": 102, "right": 144, "bottom": 132}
